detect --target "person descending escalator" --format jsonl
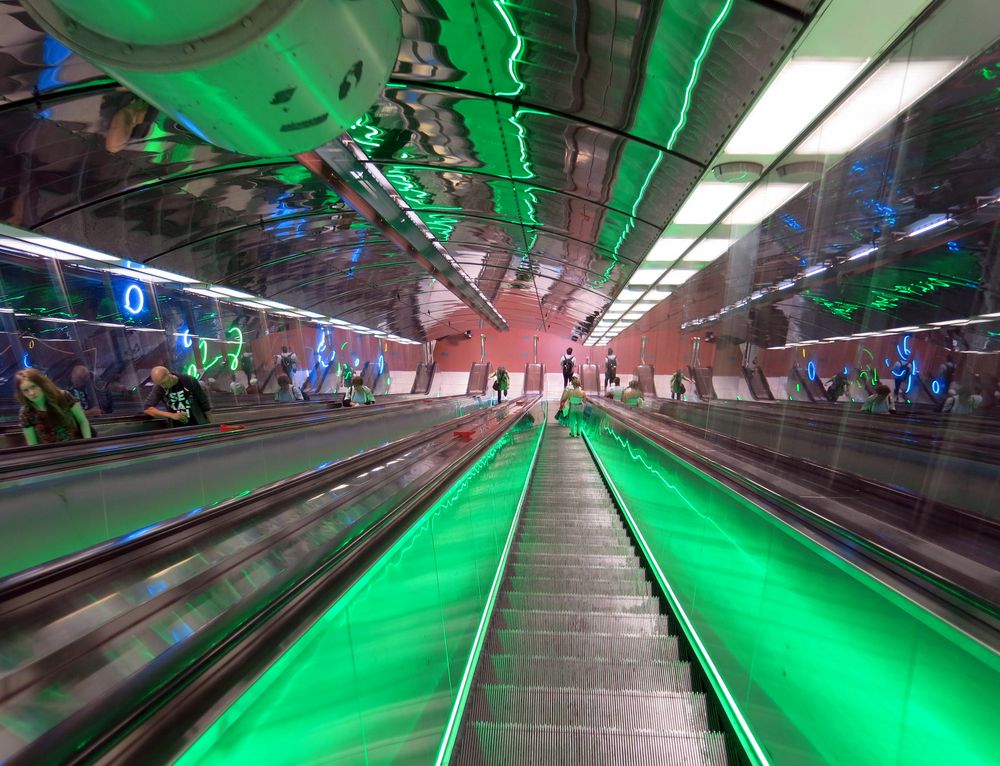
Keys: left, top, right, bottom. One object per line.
{"left": 861, "top": 384, "right": 895, "bottom": 415}
{"left": 622, "top": 379, "right": 645, "bottom": 407}
{"left": 604, "top": 348, "right": 618, "bottom": 389}
{"left": 670, "top": 369, "right": 688, "bottom": 400}
{"left": 16, "top": 368, "right": 93, "bottom": 445}
{"left": 143, "top": 367, "right": 214, "bottom": 426}
{"left": 890, "top": 359, "right": 912, "bottom": 398}
{"left": 490, "top": 366, "right": 510, "bottom": 405}
{"left": 605, "top": 376, "right": 624, "bottom": 401}
{"left": 344, "top": 376, "right": 375, "bottom": 407}
{"left": 559, "top": 375, "right": 587, "bottom": 437}
{"left": 826, "top": 370, "right": 850, "bottom": 402}
{"left": 274, "top": 374, "right": 304, "bottom": 403}
{"left": 559, "top": 347, "right": 576, "bottom": 388}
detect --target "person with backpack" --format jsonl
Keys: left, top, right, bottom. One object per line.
{"left": 344, "top": 376, "right": 375, "bottom": 407}
{"left": 604, "top": 349, "right": 618, "bottom": 389}
{"left": 670, "top": 369, "right": 688, "bottom": 400}
{"left": 490, "top": 366, "right": 510, "bottom": 404}
{"left": 559, "top": 347, "right": 576, "bottom": 388}
{"left": 276, "top": 346, "right": 298, "bottom": 378}
{"left": 274, "top": 374, "right": 304, "bottom": 403}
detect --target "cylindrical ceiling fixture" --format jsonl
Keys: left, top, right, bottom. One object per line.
{"left": 776, "top": 161, "right": 826, "bottom": 183}
{"left": 712, "top": 161, "right": 764, "bottom": 184}
{"left": 22, "top": 0, "right": 401, "bottom": 157}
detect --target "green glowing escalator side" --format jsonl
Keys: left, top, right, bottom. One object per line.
{"left": 174, "top": 408, "right": 544, "bottom": 766}
{"left": 581, "top": 409, "right": 1000, "bottom": 766}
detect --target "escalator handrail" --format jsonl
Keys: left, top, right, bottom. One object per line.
{"left": 595, "top": 400, "right": 1000, "bottom": 640}
{"left": 20, "top": 397, "right": 541, "bottom": 765}
{"left": 0, "top": 395, "right": 464, "bottom": 480}
{"left": 651, "top": 396, "right": 1000, "bottom": 463}
{"left": 0, "top": 397, "right": 509, "bottom": 604}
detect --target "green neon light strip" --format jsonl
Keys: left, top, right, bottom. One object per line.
{"left": 434, "top": 407, "right": 546, "bottom": 765}
{"left": 227, "top": 326, "right": 244, "bottom": 372}
{"left": 492, "top": 0, "right": 525, "bottom": 97}
{"left": 666, "top": 0, "right": 733, "bottom": 150}
{"left": 582, "top": 425, "right": 770, "bottom": 766}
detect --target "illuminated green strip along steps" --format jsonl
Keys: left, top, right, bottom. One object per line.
{"left": 452, "top": 430, "right": 731, "bottom": 764}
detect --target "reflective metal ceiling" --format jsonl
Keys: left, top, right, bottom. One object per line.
{"left": 0, "top": 0, "right": 816, "bottom": 339}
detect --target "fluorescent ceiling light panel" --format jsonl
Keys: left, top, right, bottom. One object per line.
{"left": 723, "top": 183, "right": 807, "bottom": 225}
{"left": 628, "top": 267, "right": 668, "bottom": 286}
{"left": 184, "top": 288, "right": 222, "bottom": 299}
{"left": 0, "top": 237, "right": 83, "bottom": 261}
{"left": 646, "top": 238, "right": 695, "bottom": 263}
{"left": 659, "top": 269, "right": 700, "bottom": 286}
{"left": 122, "top": 262, "right": 198, "bottom": 283}
{"left": 619, "top": 288, "right": 646, "bottom": 299}
{"left": 798, "top": 60, "right": 961, "bottom": 155}
{"left": 296, "top": 310, "right": 326, "bottom": 319}
{"left": 647, "top": 288, "right": 673, "bottom": 300}
{"left": 682, "top": 239, "right": 734, "bottom": 263}
{"left": 209, "top": 286, "right": 255, "bottom": 300}
{"left": 726, "top": 59, "right": 866, "bottom": 155}
{"left": 105, "top": 267, "right": 171, "bottom": 283}
{"left": 672, "top": 182, "right": 747, "bottom": 225}
{"left": 624, "top": 312, "right": 645, "bottom": 320}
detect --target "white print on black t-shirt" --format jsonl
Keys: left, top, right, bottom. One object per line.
{"left": 166, "top": 388, "right": 192, "bottom": 418}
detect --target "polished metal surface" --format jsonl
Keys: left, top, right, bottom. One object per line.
{"left": 0, "top": 0, "right": 809, "bottom": 338}
{"left": 453, "top": 429, "right": 733, "bottom": 764}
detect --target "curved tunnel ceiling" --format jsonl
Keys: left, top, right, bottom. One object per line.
{"left": 0, "top": 0, "right": 818, "bottom": 340}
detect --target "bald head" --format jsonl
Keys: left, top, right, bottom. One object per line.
{"left": 70, "top": 365, "right": 91, "bottom": 386}
{"left": 151, "top": 366, "right": 177, "bottom": 388}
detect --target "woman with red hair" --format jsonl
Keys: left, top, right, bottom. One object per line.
{"left": 15, "top": 368, "right": 92, "bottom": 445}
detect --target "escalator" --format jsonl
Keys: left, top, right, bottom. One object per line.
{"left": 0, "top": 394, "right": 487, "bottom": 578}
{"left": 741, "top": 366, "right": 774, "bottom": 400}
{"left": 687, "top": 366, "right": 717, "bottom": 400}
{"left": 0, "top": 400, "right": 538, "bottom": 765}
{"left": 452, "top": 431, "right": 732, "bottom": 763}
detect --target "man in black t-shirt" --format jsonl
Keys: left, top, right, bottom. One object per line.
{"left": 143, "top": 366, "right": 213, "bottom": 426}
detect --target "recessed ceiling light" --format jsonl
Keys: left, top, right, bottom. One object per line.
{"left": 726, "top": 59, "right": 867, "bottom": 155}
{"left": 672, "top": 182, "right": 748, "bottom": 225}
{"left": 682, "top": 239, "right": 734, "bottom": 262}
{"left": 659, "top": 269, "right": 700, "bottom": 285}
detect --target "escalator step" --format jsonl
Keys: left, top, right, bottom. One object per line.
{"left": 497, "top": 609, "right": 670, "bottom": 636}
{"left": 511, "top": 550, "right": 637, "bottom": 565}
{"left": 489, "top": 629, "right": 680, "bottom": 662}
{"left": 514, "top": 541, "right": 634, "bottom": 557}
{"left": 457, "top": 722, "right": 729, "bottom": 766}
{"left": 470, "top": 685, "right": 710, "bottom": 731}
{"left": 511, "top": 560, "right": 644, "bottom": 579}
{"left": 505, "top": 576, "right": 652, "bottom": 598}
{"left": 501, "top": 592, "right": 660, "bottom": 615}
{"left": 483, "top": 655, "right": 693, "bottom": 693}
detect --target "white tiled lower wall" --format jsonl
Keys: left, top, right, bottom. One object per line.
{"left": 388, "top": 370, "right": 416, "bottom": 395}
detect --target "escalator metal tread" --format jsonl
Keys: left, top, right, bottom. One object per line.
{"left": 453, "top": 431, "right": 731, "bottom": 765}
{"left": 457, "top": 722, "right": 730, "bottom": 766}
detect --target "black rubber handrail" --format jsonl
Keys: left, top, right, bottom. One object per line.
{"left": 0, "top": 394, "right": 464, "bottom": 479}
{"left": 9, "top": 397, "right": 540, "bottom": 765}
{"left": 595, "top": 400, "right": 1000, "bottom": 637}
